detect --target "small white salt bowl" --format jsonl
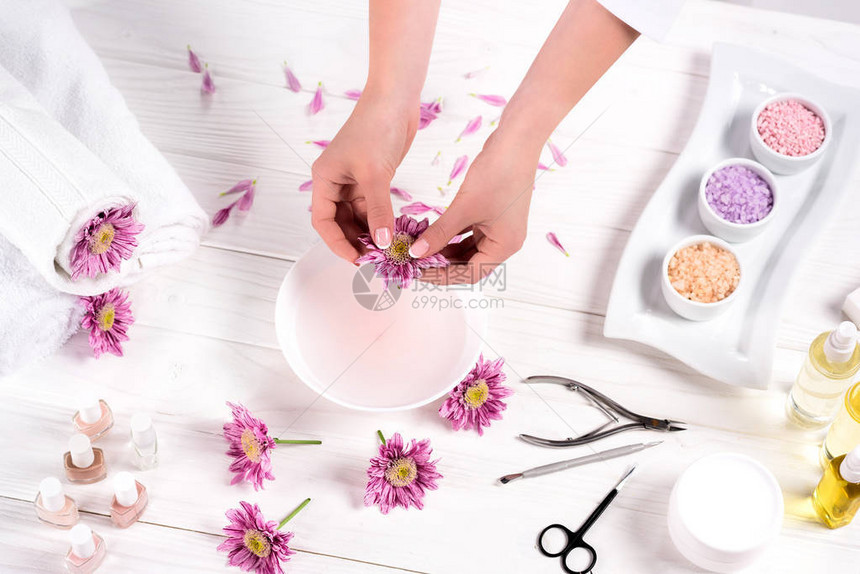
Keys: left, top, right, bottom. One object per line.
{"left": 750, "top": 92, "right": 831, "bottom": 175}
{"left": 661, "top": 235, "right": 742, "bottom": 321}
{"left": 668, "top": 453, "right": 784, "bottom": 573}
{"left": 698, "top": 158, "right": 778, "bottom": 243}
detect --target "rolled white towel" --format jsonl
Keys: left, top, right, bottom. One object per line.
{"left": 0, "top": 234, "right": 83, "bottom": 376}
{"left": 0, "top": 0, "right": 208, "bottom": 296}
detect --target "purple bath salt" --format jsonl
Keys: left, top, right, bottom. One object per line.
{"left": 705, "top": 165, "right": 773, "bottom": 224}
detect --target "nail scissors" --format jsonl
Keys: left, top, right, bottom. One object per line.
{"left": 537, "top": 466, "right": 635, "bottom": 574}
{"left": 520, "top": 376, "right": 685, "bottom": 448}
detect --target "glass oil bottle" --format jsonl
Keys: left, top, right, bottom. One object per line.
{"left": 812, "top": 446, "right": 860, "bottom": 529}
{"left": 786, "top": 322, "right": 860, "bottom": 428}
{"left": 822, "top": 381, "right": 860, "bottom": 466}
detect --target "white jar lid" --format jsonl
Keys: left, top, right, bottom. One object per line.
{"left": 668, "top": 453, "right": 783, "bottom": 572}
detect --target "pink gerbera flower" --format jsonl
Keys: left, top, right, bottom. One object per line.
{"left": 439, "top": 354, "right": 512, "bottom": 435}
{"left": 80, "top": 288, "right": 134, "bottom": 358}
{"left": 356, "top": 215, "right": 448, "bottom": 289}
{"left": 364, "top": 432, "right": 442, "bottom": 514}
{"left": 223, "top": 402, "right": 321, "bottom": 490}
{"left": 218, "top": 500, "right": 309, "bottom": 574}
{"left": 69, "top": 204, "right": 144, "bottom": 280}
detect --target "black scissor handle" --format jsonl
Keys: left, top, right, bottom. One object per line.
{"left": 537, "top": 524, "right": 574, "bottom": 557}
{"left": 538, "top": 524, "right": 597, "bottom": 574}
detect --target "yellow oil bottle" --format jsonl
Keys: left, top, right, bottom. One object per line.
{"left": 822, "top": 382, "right": 860, "bottom": 466}
{"left": 786, "top": 322, "right": 860, "bottom": 428}
{"left": 812, "top": 446, "right": 860, "bottom": 529}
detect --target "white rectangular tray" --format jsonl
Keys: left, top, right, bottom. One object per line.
{"left": 604, "top": 43, "right": 860, "bottom": 389}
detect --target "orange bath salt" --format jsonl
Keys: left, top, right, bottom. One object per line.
{"left": 667, "top": 242, "right": 740, "bottom": 303}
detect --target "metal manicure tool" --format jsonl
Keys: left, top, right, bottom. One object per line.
{"left": 519, "top": 376, "right": 686, "bottom": 448}
{"left": 499, "top": 441, "right": 660, "bottom": 484}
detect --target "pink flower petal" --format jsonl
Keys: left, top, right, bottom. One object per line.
{"left": 299, "top": 180, "right": 313, "bottom": 192}
{"left": 219, "top": 179, "right": 255, "bottom": 197}
{"left": 212, "top": 203, "right": 235, "bottom": 227}
{"left": 400, "top": 202, "right": 445, "bottom": 216}
{"left": 464, "top": 66, "right": 489, "bottom": 79}
{"left": 418, "top": 98, "right": 442, "bottom": 130}
{"left": 284, "top": 62, "right": 302, "bottom": 93}
{"left": 237, "top": 184, "right": 256, "bottom": 212}
{"left": 431, "top": 151, "right": 441, "bottom": 166}
{"left": 187, "top": 45, "right": 202, "bottom": 73}
{"left": 537, "top": 162, "right": 553, "bottom": 172}
{"left": 308, "top": 82, "right": 325, "bottom": 115}
{"left": 389, "top": 187, "right": 413, "bottom": 201}
{"left": 469, "top": 93, "right": 507, "bottom": 107}
{"left": 344, "top": 89, "right": 362, "bottom": 100}
{"left": 456, "top": 116, "right": 482, "bottom": 142}
{"left": 448, "top": 155, "right": 469, "bottom": 185}
{"left": 306, "top": 139, "right": 330, "bottom": 149}
{"left": 546, "top": 139, "right": 568, "bottom": 167}
{"left": 201, "top": 65, "right": 215, "bottom": 94}
{"left": 546, "top": 232, "right": 569, "bottom": 257}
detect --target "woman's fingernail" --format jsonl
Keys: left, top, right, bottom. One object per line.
{"left": 374, "top": 227, "right": 392, "bottom": 248}
{"left": 409, "top": 238, "right": 429, "bottom": 258}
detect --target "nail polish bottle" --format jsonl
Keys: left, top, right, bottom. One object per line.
{"left": 35, "top": 477, "right": 78, "bottom": 528}
{"left": 64, "top": 434, "right": 107, "bottom": 484}
{"left": 109, "top": 471, "right": 148, "bottom": 528}
{"left": 64, "top": 524, "right": 106, "bottom": 574}
{"left": 72, "top": 395, "right": 114, "bottom": 441}
{"left": 130, "top": 413, "right": 158, "bottom": 470}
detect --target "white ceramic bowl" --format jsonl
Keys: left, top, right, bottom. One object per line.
{"left": 750, "top": 93, "right": 831, "bottom": 175}
{"left": 275, "top": 242, "right": 488, "bottom": 411}
{"left": 668, "top": 453, "right": 784, "bottom": 573}
{"left": 661, "top": 235, "right": 742, "bottom": 321}
{"left": 697, "top": 158, "right": 778, "bottom": 243}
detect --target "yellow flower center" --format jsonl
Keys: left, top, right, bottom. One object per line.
{"left": 384, "top": 457, "right": 418, "bottom": 487}
{"left": 243, "top": 529, "right": 271, "bottom": 558}
{"left": 384, "top": 233, "right": 413, "bottom": 264}
{"left": 96, "top": 304, "right": 116, "bottom": 331}
{"left": 241, "top": 428, "right": 263, "bottom": 463}
{"left": 463, "top": 380, "right": 490, "bottom": 409}
{"left": 90, "top": 223, "right": 115, "bottom": 255}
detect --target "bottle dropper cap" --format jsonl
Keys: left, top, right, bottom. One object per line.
{"left": 69, "top": 434, "right": 94, "bottom": 469}
{"left": 69, "top": 523, "right": 95, "bottom": 559}
{"left": 130, "top": 413, "right": 156, "bottom": 449}
{"left": 77, "top": 394, "right": 102, "bottom": 425}
{"left": 824, "top": 321, "right": 858, "bottom": 364}
{"left": 38, "top": 477, "right": 66, "bottom": 512}
{"left": 840, "top": 446, "right": 860, "bottom": 483}
{"left": 114, "top": 471, "right": 139, "bottom": 507}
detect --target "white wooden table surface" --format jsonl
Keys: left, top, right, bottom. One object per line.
{"left": 3, "top": 1, "right": 860, "bottom": 572}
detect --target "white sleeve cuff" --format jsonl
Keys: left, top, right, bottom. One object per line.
{"left": 595, "top": 0, "right": 685, "bottom": 41}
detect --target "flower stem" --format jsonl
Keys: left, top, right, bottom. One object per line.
{"left": 273, "top": 438, "right": 322, "bottom": 445}
{"left": 278, "top": 498, "right": 311, "bottom": 530}
{"left": 376, "top": 430, "right": 386, "bottom": 445}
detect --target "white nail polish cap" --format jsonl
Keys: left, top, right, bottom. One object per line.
{"left": 78, "top": 394, "right": 102, "bottom": 424}
{"left": 114, "top": 471, "right": 138, "bottom": 507}
{"left": 39, "top": 477, "right": 65, "bottom": 512}
{"left": 69, "top": 523, "right": 95, "bottom": 559}
{"left": 130, "top": 413, "right": 156, "bottom": 449}
{"left": 69, "top": 434, "right": 94, "bottom": 469}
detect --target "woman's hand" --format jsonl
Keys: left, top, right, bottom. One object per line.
{"left": 414, "top": 126, "right": 542, "bottom": 284}
{"left": 311, "top": 95, "right": 418, "bottom": 263}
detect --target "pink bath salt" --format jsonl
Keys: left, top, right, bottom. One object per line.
{"left": 705, "top": 165, "right": 773, "bottom": 224}
{"left": 667, "top": 242, "right": 740, "bottom": 304}
{"left": 756, "top": 99, "right": 825, "bottom": 157}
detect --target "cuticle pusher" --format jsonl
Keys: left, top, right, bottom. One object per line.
{"left": 499, "top": 441, "right": 662, "bottom": 484}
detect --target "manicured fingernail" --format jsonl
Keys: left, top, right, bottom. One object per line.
{"left": 374, "top": 227, "right": 391, "bottom": 248}
{"left": 409, "top": 238, "right": 429, "bottom": 258}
